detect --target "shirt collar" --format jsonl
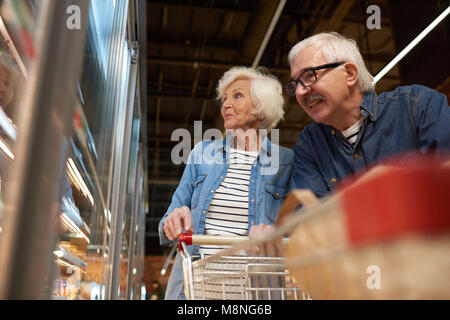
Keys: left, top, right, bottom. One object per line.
{"left": 359, "top": 90, "right": 378, "bottom": 122}
{"left": 220, "top": 133, "right": 272, "bottom": 157}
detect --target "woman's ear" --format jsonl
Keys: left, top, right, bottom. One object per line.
{"left": 259, "top": 113, "right": 265, "bottom": 122}
{"left": 258, "top": 114, "right": 266, "bottom": 129}
{"left": 344, "top": 62, "right": 358, "bottom": 87}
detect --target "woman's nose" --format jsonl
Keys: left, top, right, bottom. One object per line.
{"left": 222, "top": 99, "right": 232, "bottom": 110}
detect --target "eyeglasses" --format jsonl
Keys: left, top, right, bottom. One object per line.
{"left": 284, "top": 62, "right": 346, "bottom": 96}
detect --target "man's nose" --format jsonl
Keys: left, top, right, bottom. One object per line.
{"left": 295, "top": 83, "right": 310, "bottom": 97}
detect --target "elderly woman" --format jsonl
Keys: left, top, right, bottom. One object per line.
{"left": 158, "top": 66, "right": 293, "bottom": 300}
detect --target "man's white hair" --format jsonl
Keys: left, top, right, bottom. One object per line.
{"left": 288, "top": 32, "right": 375, "bottom": 92}
{"left": 216, "top": 66, "right": 284, "bottom": 131}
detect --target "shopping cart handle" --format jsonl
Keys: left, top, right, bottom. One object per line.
{"left": 178, "top": 232, "right": 193, "bottom": 248}
{"left": 178, "top": 232, "right": 287, "bottom": 249}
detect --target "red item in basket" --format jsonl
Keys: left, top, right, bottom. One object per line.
{"left": 340, "top": 164, "right": 450, "bottom": 247}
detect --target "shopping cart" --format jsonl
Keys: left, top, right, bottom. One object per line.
{"left": 176, "top": 160, "right": 450, "bottom": 300}
{"left": 178, "top": 233, "right": 310, "bottom": 300}
{"left": 178, "top": 161, "right": 450, "bottom": 300}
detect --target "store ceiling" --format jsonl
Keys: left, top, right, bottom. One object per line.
{"left": 145, "top": 0, "right": 450, "bottom": 255}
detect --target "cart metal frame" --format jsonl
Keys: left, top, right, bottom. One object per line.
{"left": 178, "top": 234, "right": 309, "bottom": 300}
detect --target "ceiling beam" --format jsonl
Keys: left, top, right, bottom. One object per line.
{"left": 148, "top": 57, "right": 290, "bottom": 74}
{"left": 235, "top": 0, "right": 279, "bottom": 62}
{"left": 148, "top": 92, "right": 213, "bottom": 100}
{"left": 148, "top": 56, "right": 397, "bottom": 75}
{"left": 148, "top": 1, "right": 254, "bottom": 14}
{"left": 148, "top": 32, "right": 239, "bottom": 50}
{"left": 313, "top": 0, "right": 355, "bottom": 34}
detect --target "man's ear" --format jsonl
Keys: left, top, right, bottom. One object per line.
{"left": 344, "top": 62, "right": 358, "bottom": 87}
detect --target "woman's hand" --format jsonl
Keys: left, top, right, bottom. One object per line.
{"left": 163, "top": 206, "right": 194, "bottom": 241}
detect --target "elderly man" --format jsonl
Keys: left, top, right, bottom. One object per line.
{"left": 286, "top": 32, "right": 450, "bottom": 197}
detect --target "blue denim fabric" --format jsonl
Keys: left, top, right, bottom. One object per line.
{"left": 159, "top": 135, "right": 294, "bottom": 299}
{"left": 293, "top": 85, "right": 450, "bottom": 197}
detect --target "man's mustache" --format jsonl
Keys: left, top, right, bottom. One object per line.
{"left": 302, "top": 94, "right": 325, "bottom": 109}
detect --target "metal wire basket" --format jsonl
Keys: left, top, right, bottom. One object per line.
{"left": 178, "top": 233, "right": 309, "bottom": 300}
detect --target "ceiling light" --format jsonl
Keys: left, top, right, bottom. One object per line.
{"left": 374, "top": 5, "right": 450, "bottom": 84}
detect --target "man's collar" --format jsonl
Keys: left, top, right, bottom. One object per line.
{"left": 359, "top": 90, "right": 377, "bottom": 122}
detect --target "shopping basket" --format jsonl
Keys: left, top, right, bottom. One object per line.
{"left": 178, "top": 233, "right": 310, "bottom": 300}
{"left": 279, "top": 161, "right": 450, "bottom": 299}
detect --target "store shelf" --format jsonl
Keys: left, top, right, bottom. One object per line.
{"left": 0, "top": 105, "right": 15, "bottom": 160}
{"left": 74, "top": 93, "right": 98, "bottom": 162}
{"left": 67, "top": 150, "right": 95, "bottom": 209}
{"left": 0, "top": 107, "right": 16, "bottom": 140}
{"left": 54, "top": 244, "right": 87, "bottom": 270}
{"left": 60, "top": 190, "right": 91, "bottom": 246}
{"left": 0, "top": 0, "right": 147, "bottom": 300}
{"left": 72, "top": 99, "right": 107, "bottom": 213}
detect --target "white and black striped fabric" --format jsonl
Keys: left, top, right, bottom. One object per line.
{"left": 199, "top": 147, "right": 258, "bottom": 258}
{"left": 341, "top": 118, "right": 363, "bottom": 146}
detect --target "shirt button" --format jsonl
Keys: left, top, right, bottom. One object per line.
{"left": 276, "top": 192, "right": 280, "bottom": 197}
{"left": 354, "top": 153, "right": 359, "bottom": 159}
{"left": 253, "top": 164, "right": 257, "bottom": 167}
{"left": 251, "top": 199, "right": 254, "bottom": 202}
{"left": 330, "top": 177, "right": 337, "bottom": 183}
{"left": 210, "top": 190, "right": 214, "bottom": 193}
{"left": 331, "top": 130, "right": 335, "bottom": 135}
{"left": 251, "top": 180, "right": 254, "bottom": 183}
{"left": 202, "top": 210, "right": 206, "bottom": 214}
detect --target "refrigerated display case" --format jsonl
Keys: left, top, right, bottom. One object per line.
{"left": 0, "top": 0, "right": 147, "bottom": 300}
{"left": 0, "top": 0, "right": 32, "bottom": 225}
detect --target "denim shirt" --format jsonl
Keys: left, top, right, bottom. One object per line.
{"left": 159, "top": 135, "right": 294, "bottom": 299}
{"left": 293, "top": 84, "right": 450, "bottom": 198}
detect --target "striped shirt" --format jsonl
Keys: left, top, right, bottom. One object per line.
{"left": 341, "top": 118, "right": 363, "bottom": 146}
{"left": 199, "top": 147, "right": 258, "bottom": 258}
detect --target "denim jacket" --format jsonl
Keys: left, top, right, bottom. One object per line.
{"left": 158, "top": 135, "right": 294, "bottom": 299}
{"left": 293, "top": 85, "right": 450, "bottom": 197}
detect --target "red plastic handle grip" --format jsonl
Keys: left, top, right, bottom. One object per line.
{"left": 178, "top": 232, "right": 192, "bottom": 250}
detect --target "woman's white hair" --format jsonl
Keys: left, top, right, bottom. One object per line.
{"left": 216, "top": 66, "right": 284, "bottom": 131}
{"left": 288, "top": 32, "right": 375, "bottom": 92}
